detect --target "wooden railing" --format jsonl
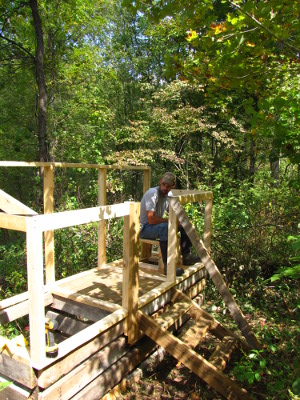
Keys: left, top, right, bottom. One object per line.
{"left": 0, "top": 161, "right": 150, "bottom": 283}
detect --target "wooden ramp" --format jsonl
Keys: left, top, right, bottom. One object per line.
{"left": 138, "top": 288, "right": 254, "bottom": 400}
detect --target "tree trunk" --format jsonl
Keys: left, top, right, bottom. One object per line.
{"left": 29, "top": 0, "right": 49, "bottom": 162}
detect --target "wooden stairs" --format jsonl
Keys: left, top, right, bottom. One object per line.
{"left": 138, "top": 288, "right": 254, "bottom": 400}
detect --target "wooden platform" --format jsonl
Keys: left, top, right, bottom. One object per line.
{"left": 0, "top": 261, "right": 207, "bottom": 400}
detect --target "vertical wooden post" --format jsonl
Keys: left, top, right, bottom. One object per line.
{"left": 141, "top": 168, "right": 151, "bottom": 259}
{"left": 203, "top": 196, "right": 213, "bottom": 253}
{"left": 143, "top": 168, "right": 151, "bottom": 194}
{"left": 44, "top": 165, "right": 55, "bottom": 284}
{"left": 122, "top": 202, "right": 140, "bottom": 344}
{"left": 26, "top": 216, "right": 46, "bottom": 365}
{"left": 98, "top": 168, "right": 107, "bottom": 268}
{"left": 167, "top": 200, "right": 178, "bottom": 284}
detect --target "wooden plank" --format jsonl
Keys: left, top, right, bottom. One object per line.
{"left": 34, "top": 203, "right": 131, "bottom": 232}
{"left": 179, "top": 316, "right": 213, "bottom": 349}
{"left": 70, "top": 335, "right": 158, "bottom": 400}
{"left": 143, "top": 169, "right": 151, "bottom": 194}
{"left": 37, "top": 322, "right": 124, "bottom": 388}
{"left": 122, "top": 202, "right": 140, "bottom": 344}
{"left": 167, "top": 201, "right": 178, "bottom": 283}
{"left": 26, "top": 217, "right": 46, "bottom": 365}
{"left": 0, "top": 212, "right": 27, "bottom": 232}
{"left": 154, "top": 299, "right": 193, "bottom": 330}
{"left": 203, "top": 198, "right": 213, "bottom": 252}
{"left": 51, "top": 286, "right": 121, "bottom": 313}
{"left": 209, "top": 336, "right": 238, "bottom": 371}
{"left": 169, "top": 197, "right": 260, "bottom": 350}
{"left": 51, "top": 295, "right": 109, "bottom": 323}
{"left": 44, "top": 310, "right": 91, "bottom": 336}
{"left": 0, "top": 189, "right": 37, "bottom": 216}
{"left": 0, "top": 292, "right": 53, "bottom": 324}
{"left": 38, "top": 336, "right": 129, "bottom": 400}
{"left": 171, "top": 190, "right": 213, "bottom": 205}
{"left": 0, "top": 161, "right": 150, "bottom": 171}
{"left": 137, "top": 310, "right": 253, "bottom": 400}
{"left": 32, "top": 308, "right": 128, "bottom": 370}
{"left": 43, "top": 165, "right": 55, "bottom": 284}
{"left": 98, "top": 168, "right": 107, "bottom": 267}
{"left": 0, "top": 352, "right": 37, "bottom": 389}
{"left": 171, "top": 289, "right": 245, "bottom": 343}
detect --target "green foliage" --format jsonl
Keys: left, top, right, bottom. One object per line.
{"left": 210, "top": 170, "right": 299, "bottom": 283}
{"left": 233, "top": 349, "right": 267, "bottom": 385}
{"left": 0, "top": 239, "right": 27, "bottom": 299}
{"left": 271, "top": 235, "right": 300, "bottom": 282}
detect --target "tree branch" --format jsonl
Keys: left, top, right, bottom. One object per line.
{"left": 0, "top": 33, "right": 35, "bottom": 61}
{"left": 230, "top": 1, "right": 300, "bottom": 54}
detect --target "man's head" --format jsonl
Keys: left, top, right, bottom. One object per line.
{"left": 159, "top": 172, "right": 176, "bottom": 196}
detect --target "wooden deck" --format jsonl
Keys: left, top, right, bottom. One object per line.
{"left": 0, "top": 260, "right": 207, "bottom": 400}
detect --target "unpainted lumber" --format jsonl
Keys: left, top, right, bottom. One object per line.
{"left": 51, "top": 286, "right": 121, "bottom": 313}
{"left": 43, "top": 165, "right": 54, "bottom": 284}
{"left": 31, "top": 307, "right": 127, "bottom": 370}
{"left": 138, "top": 310, "right": 253, "bottom": 400}
{"left": 38, "top": 336, "right": 128, "bottom": 400}
{"left": 209, "top": 336, "right": 238, "bottom": 371}
{"left": 44, "top": 310, "right": 91, "bottom": 337}
{"left": 0, "top": 352, "right": 37, "bottom": 389}
{"left": 178, "top": 316, "right": 213, "bottom": 349}
{"left": 98, "top": 168, "right": 107, "bottom": 267}
{"left": 51, "top": 295, "right": 109, "bottom": 323}
{"left": 122, "top": 202, "right": 140, "bottom": 344}
{"left": 169, "top": 197, "right": 260, "bottom": 350}
{"left": 37, "top": 323, "right": 124, "bottom": 388}
{"left": 70, "top": 336, "right": 158, "bottom": 400}
{"left": 35, "top": 203, "right": 131, "bottom": 232}
{"left": 0, "top": 212, "right": 27, "bottom": 232}
{"left": 26, "top": 217, "right": 47, "bottom": 366}
{"left": 0, "top": 161, "right": 150, "bottom": 171}
{"left": 0, "top": 189, "right": 37, "bottom": 216}
{"left": 0, "top": 293, "right": 53, "bottom": 324}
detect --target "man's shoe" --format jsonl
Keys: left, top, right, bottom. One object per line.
{"left": 182, "top": 253, "right": 200, "bottom": 266}
{"left": 176, "top": 267, "right": 184, "bottom": 276}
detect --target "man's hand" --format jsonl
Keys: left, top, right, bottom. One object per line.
{"left": 147, "top": 210, "right": 168, "bottom": 225}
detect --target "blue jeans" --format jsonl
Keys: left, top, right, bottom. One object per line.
{"left": 140, "top": 222, "right": 169, "bottom": 241}
{"left": 140, "top": 223, "right": 192, "bottom": 262}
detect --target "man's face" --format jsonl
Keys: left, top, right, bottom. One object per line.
{"left": 159, "top": 180, "right": 173, "bottom": 196}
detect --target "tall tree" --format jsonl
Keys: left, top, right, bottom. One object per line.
{"left": 29, "top": 0, "right": 48, "bottom": 162}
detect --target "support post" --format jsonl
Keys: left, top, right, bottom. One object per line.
{"left": 26, "top": 216, "right": 46, "bottom": 365}
{"left": 143, "top": 168, "right": 151, "bottom": 194}
{"left": 98, "top": 168, "right": 107, "bottom": 268}
{"left": 44, "top": 165, "right": 55, "bottom": 284}
{"left": 203, "top": 197, "right": 213, "bottom": 253}
{"left": 122, "top": 202, "right": 140, "bottom": 344}
{"left": 141, "top": 168, "right": 151, "bottom": 260}
{"left": 167, "top": 201, "right": 178, "bottom": 283}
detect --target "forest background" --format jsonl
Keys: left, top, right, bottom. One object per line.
{"left": 0, "top": 0, "right": 299, "bottom": 398}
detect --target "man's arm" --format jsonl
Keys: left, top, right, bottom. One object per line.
{"left": 147, "top": 210, "right": 168, "bottom": 225}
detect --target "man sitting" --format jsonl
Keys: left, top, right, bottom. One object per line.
{"left": 140, "top": 172, "right": 200, "bottom": 276}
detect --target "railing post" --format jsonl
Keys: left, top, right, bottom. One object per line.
{"left": 122, "top": 202, "right": 140, "bottom": 344}
{"left": 203, "top": 195, "right": 213, "bottom": 253}
{"left": 26, "top": 216, "right": 46, "bottom": 365}
{"left": 167, "top": 198, "right": 178, "bottom": 284}
{"left": 143, "top": 168, "right": 151, "bottom": 194}
{"left": 98, "top": 168, "right": 107, "bottom": 267}
{"left": 44, "top": 164, "right": 55, "bottom": 284}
